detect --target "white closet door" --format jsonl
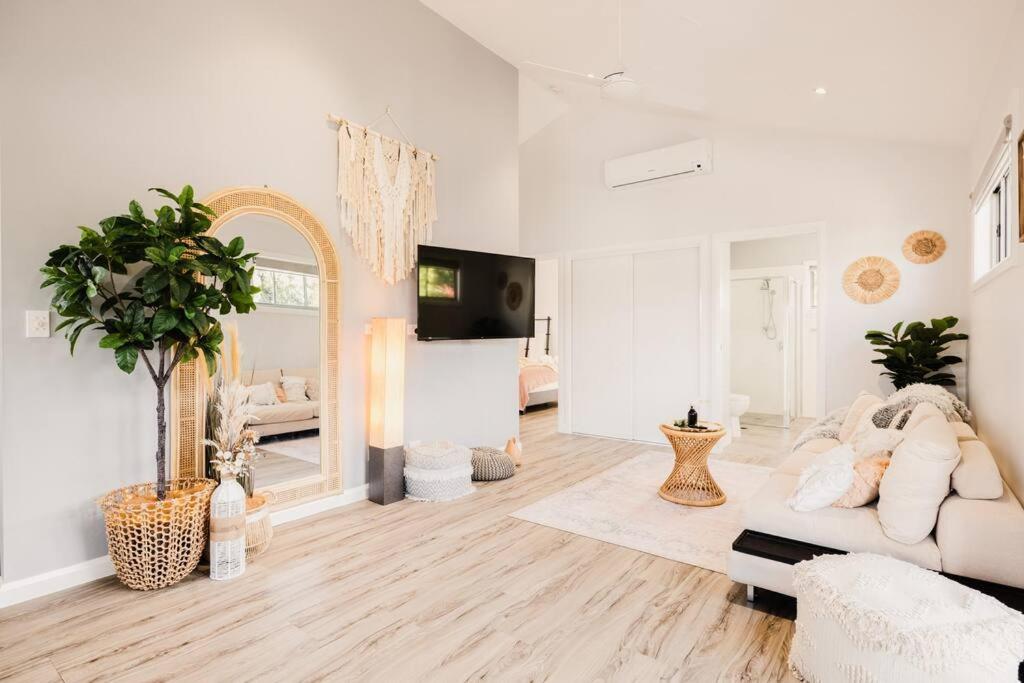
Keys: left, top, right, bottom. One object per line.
{"left": 571, "top": 254, "right": 633, "bottom": 439}
{"left": 632, "top": 248, "right": 701, "bottom": 442}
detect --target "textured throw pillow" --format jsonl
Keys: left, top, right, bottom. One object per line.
{"left": 306, "top": 377, "right": 321, "bottom": 401}
{"left": 281, "top": 376, "right": 309, "bottom": 402}
{"left": 878, "top": 415, "right": 960, "bottom": 544}
{"left": 852, "top": 427, "right": 905, "bottom": 460}
{"left": 788, "top": 444, "right": 859, "bottom": 512}
{"left": 838, "top": 392, "right": 883, "bottom": 442}
{"left": 248, "top": 382, "right": 279, "bottom": 406}
{"left": 832, "top": 455, "right": 890, "bottom": 508}
{"left": 900, "top": 401, "right": 945, "bottom": 434}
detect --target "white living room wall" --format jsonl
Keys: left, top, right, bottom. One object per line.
{"left": 965, "top": 3, "right": 1024, "bottom": 500}
{"left": 0, "top": 0, "right": 518, "bottom": 582}
{"left": 520, "top": 104, "right": 970, "bottom": 414}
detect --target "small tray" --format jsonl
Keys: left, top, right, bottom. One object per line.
{"left": 663, "top": 421, "right": 723, "bottom": 433}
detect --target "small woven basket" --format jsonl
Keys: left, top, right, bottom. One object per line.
{"left": 245, "top": 493, "right": 273, "bottom": 560}
{"left": 98, "top": 478, "right": 215, "bottom": 591}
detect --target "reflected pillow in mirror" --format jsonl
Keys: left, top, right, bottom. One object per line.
{"left": 306, "top": 377, "right": 320, "bottom": 401}
{"left": 248, "top": 382, "right": 279, "bottom": 406}
{"left": 282, "top": 376, "right": 309, "bottom": 402}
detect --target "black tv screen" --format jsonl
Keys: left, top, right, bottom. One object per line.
{"left": 417, "top": 245, "right": 535, "bottom": 341}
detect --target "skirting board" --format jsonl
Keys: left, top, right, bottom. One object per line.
{"left": 0, "top": 484, "right": 369, "bottom": 610}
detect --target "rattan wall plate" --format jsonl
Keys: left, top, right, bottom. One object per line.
{"left": 170, "top": 187, "right": 342, "bottom": 510}
{"left": 843, "top": 256, "right": 900, "bottom": 304}
{"left": 902, "top": 230, "right": 946, "bottom": 264}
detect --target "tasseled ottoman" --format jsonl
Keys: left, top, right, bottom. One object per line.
{"left": 403, "top": 441, "right": 474, "bottom": 502}
{"left": 790, "top": 553, "right": 1024, "bottom": 682}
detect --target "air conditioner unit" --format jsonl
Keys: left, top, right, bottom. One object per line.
{"left": 604, "top": 139, "right": 712, "bottom": 189}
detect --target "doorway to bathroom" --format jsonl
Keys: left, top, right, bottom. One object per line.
{"left": 716, "top": 227, "right": 823, "bottom": 444}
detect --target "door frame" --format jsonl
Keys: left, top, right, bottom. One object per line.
{"left": 711, "top": 222, "right": 827, "bottom": 446}
{"left": 554, "top": 235, "right": 711, "bottom": 439}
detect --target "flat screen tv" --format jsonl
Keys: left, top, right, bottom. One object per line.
{"left": 416, "top": 245, "right": 535, "bottom": 341}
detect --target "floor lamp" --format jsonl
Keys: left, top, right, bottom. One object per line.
{"left": 368, "top": 317, "right": 406, "bottom": 505}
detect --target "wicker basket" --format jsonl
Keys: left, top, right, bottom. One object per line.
{"left": 245, "top": 493, "right": 273, "bottom": 560}
{"left": 99, "top": 478, "right": 215, "bottom": 591}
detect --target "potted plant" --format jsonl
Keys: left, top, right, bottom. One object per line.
{"left": 864, "top": 317, "right": 969, "bottom": 390}
{"left": 41, "top": 185, "right": 258, "bottom": 590}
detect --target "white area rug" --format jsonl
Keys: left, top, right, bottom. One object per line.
{"left": 259, "top": 436, "right": 320, "bottom": 464}
{"left": 510, "top": 451, "right": 772, "bottom": 574}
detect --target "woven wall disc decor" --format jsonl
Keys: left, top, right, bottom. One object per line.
{"left": 902, "top": 230, "right": 946, "bottom": 264}
{"left": 843, "top": 256, "right": 900, "bottom": 304}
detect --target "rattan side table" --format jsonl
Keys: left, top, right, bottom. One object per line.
{"left": 658, "top": 422, "right": 727, "bottom": 506}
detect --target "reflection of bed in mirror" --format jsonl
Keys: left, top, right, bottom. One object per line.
{"left": 519, "top": 316, "right": 558, "bottom": 412}
{"left": 216, "top": 213, "right": 323, "bottom": 489}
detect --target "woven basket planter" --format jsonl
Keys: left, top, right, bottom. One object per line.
{"left": 99, "top": 478, "right": 215, "bottom": 591}
{"left": 245, "top": 493, "right": 273, "bottom": 560}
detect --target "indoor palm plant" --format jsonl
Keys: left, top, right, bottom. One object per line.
{"left": 41, "top": 185, "right": 258, "bottom": 589}
{"left": 864, "top": 317, "right": 968, "bottom": 390}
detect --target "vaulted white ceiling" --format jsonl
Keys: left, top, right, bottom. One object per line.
{"left": 421, "top": 0, "right": 1017, "bottom": 145}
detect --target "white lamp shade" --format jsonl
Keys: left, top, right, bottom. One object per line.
{"left": 369, "top": 318, "right": 406, "bottom": 449}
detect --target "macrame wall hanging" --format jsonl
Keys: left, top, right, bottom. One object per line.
{"left": 330, "top": 109, "right": 438, "bottom": 285}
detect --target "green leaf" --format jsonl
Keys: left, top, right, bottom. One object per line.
{"left": 892, "top": 321, "right": 903, "bottom": 338}
{"left": 179, "top": 185, "right": 194, "bottom": 207}
{"left": 114, "top": 345, "right": 139, "bottom": 374}
{"left": 226, "top": 236, "right": 244, "bottom": 257}
{"left": 152, "top": 308, "right": 179, "bottom": 335}
{"left": 168, "top": 245, "right": 187, "bottom": 262}
{"left": 128, "top": 200, "right": 145, "bottom": 221}
{"left": 170, "top": 276, "right": 191, "bottom": 305}
{"left": 98, "top": 333, "right": 125, "bottom": 349}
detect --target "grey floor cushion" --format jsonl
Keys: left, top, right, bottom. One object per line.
{"left": 471, "top": 447, "right": 516, "bottom": 481}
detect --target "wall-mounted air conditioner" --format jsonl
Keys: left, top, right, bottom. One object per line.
{"left": 603, "top": 139, "right": 712, "bottom": 189}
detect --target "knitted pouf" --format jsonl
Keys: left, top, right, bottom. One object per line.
{"left": 404, "top": 441, "right": 474, "bottom": 502}
{"left": 790, "top": 553, "right": 1024, "bottom": 682}
{"left": 470, "top": 447, "right": 516, "bottom": 481}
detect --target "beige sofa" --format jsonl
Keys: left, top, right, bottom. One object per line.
{"left": 728, "top": 400, "right": 1024, "bottom": 605}
{"left": 244, "top": 367, "right": 320, "bottom": 438}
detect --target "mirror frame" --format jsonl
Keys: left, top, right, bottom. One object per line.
{"left": 170, "top": 186, "right": 342, "bottom": 508}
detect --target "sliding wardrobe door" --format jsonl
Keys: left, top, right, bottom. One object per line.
{"left": 571, "top": 254, "right": 633, "bottom": 439}
{"left": 632, "top": 248, "right": 701, "bottom": 442}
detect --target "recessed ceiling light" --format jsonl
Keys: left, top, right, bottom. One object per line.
{"left": 814, "top": 87, "right": 828, "bottom": 95}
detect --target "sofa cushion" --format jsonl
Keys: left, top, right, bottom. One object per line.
{"left": 249, "top": 402, "right": 316, "bottom": 425}
{"left": 937, "top": 486, "right": 1024, "bottom": 589}
{"left": 951, "top": 440, "right": 1003, "bottom": 500}
{"left": 743, "top": 473, "right": 942, "bottom": 570}
{"left": 777, "top": 439, "right": 839, "bottom": 476}
{"left": 877, "top": 415, "right": 960, "bottom": 544}
{"left": 838, "top": 392, "right": 883, "bottom": 442}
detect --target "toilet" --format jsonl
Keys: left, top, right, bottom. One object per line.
{"left": 729, "top": 394, "right": 751, "bottom": 438}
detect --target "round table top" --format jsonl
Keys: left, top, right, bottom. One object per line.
{"left": 660, "top": 421, "right": 725, "bottom": 436}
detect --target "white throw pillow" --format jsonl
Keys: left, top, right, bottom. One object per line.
{"left": 877, "top": 415, "right": 960, "bottom": 544}
{"left": 852, "top": 427, "right": 905, "bottom": 460}
{"left": 248, "top": 382, "right": 279, "bottom": 406}
{"left": 281, "top": 376, "right": 309, "bottom": 402}
{"left": 788, "top": 444, "right": 859, "bottom": 512}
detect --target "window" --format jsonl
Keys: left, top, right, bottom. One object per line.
{"left": 253, "top": 265, "right": 319, "bottom": 309}
{"left": 972, "top": 149, "right": 1012, "bottom": 282}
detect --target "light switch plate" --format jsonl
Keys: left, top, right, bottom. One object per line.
{"left": 26, "top": 310, "right": 50, "bottom": 338}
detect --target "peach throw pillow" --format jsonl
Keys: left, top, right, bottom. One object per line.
{"left": 832, "top": 455, "right": 890, "bottom": 508}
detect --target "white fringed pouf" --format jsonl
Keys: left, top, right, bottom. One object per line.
{"left": 790, "top": 553, "right": 1024, "bottom": 682}
{"left": 404, "top": 441, "right": 474, "bottom": 502}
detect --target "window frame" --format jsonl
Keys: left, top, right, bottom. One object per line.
{"left": 971, "top": 145, "right": 1018, "bottom": 291}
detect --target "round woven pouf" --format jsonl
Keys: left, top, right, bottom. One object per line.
{"left": 471, "top": 447, "right": 516, "bottom": 481}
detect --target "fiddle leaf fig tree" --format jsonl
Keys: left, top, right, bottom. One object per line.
{"left": 41, "top": 186, "right": 259, "bottom": 499}
{"left": 864, "top": 316, "right": 968, "bottom": 390}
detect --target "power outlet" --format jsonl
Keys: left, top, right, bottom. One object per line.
{"left": 26, "top": 310, "right": 50, "bottom": 338}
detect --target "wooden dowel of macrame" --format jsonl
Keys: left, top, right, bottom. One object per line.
{"left": 327, "top": 114, "right": 439, "bottom": 161}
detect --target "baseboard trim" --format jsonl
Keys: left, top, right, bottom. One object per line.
{"left": 269, "top": 484, "right": 369, "bottom": 525}
{"left": 0, "top": 484, "right": 369, "bottom": 610}
{"left": 0, "top": 555, "right": 115, "bottom": 609}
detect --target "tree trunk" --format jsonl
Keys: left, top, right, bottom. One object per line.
{"left": 156, "top": 380, "right": 167, "bottom": 500}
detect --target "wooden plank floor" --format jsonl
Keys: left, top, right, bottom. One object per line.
{"left": 0, "top": 408, "right": 805, "bottom": 682}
